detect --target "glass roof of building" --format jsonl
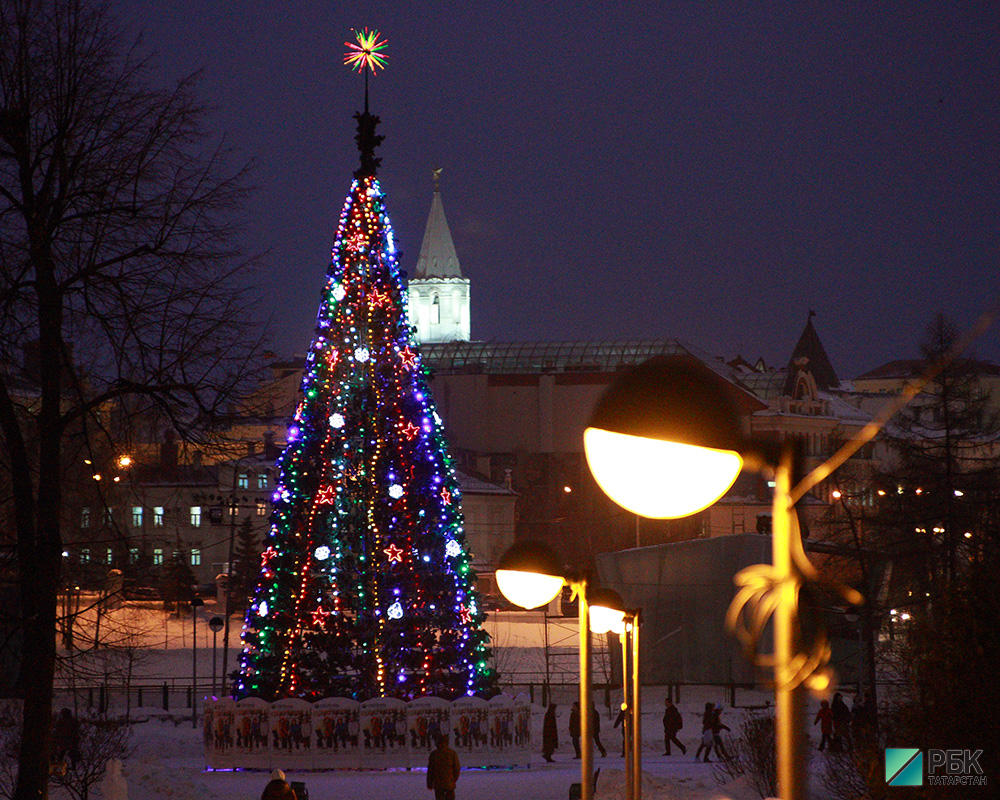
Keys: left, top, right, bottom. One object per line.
{"left": 419, "top": 339, "right": 696, "bottom": 374}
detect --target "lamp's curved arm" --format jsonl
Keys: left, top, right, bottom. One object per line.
{"left": 726, "top": 501, "right": 862, "bottom": 691}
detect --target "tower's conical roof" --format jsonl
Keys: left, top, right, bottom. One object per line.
{"left": 414, "top": 170, "right": 462, "bottom": 279}
{"left": 784, "top": 312, "right": 839, "bottom": 394}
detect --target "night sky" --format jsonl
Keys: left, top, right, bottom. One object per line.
{"left": 121, "top": 2, "right": 998, "bottom": 379}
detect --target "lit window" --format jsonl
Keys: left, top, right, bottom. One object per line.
{"left": 131, "top": 506, "right": 143, "bottom": 527}
{"left": 129, "top": 548, "right": 138, "bottom": 563}
{"left": 237, "top": 472, "right": 249, "bottom": 489}
{"left": 106, "top": 548, "right": 113, "bottom": 565}
{"left": 81, "top": 508, "right": 90, "bottom": 529}
{"left": 431, "top": 294, "right": 441, "bottom": 324}
{"left": 153, "top": 548, "right": 163, "bottom": 566}
{"left": 104, "top": 507, "right": 113, "bottom": 525}
{"left": 81, "top": 548, "right": 91, "bottom": 564}
{"left": 256, "top": 498, "right": 267, "bottom": 516}
{"left": 191, "top": 548, "right": 202, "bottom": 566}
{"left": 190, "top": 506, "right": 202, "bottom": 527}
{"left": 154, "top": 507, "right": 164, "bottom": 526}
{"left": 257, "top": 473, "right": 269, "bottom": 489}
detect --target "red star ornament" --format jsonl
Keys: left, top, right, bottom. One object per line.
{"left": 369, "top": 287, "right": 390, "bottom": 308}
{"left": 400, "top": 421, "right": 420, "bottom": 440}
{"left": 400, "top": 347, "right": 418, "bottom": 369}
{"left": 346, "top": 231, "right": 367, "bottom": 252}
{"left": 316, "top": 485, "right": 336, "bottom": 505}
{"left": 260, "top": 546, "right": 277, "bottom": 568}
{"left": 458, "top": 604, "right": 473, "bottom": 625}
{"left": 311, "top": 605, "right": 331, "bottom": 628}
{"left": 383, "top": 543, "right": 405, "bottom": 563}
{"left": 440, "top": 487, "right": 452, "bottom": 505}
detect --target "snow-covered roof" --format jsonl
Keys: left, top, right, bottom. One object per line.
{"left": 456, "top": 469, "right": 516, "bottom": 495}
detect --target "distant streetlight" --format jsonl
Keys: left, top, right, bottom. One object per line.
{"left": 496, "top": 542, "right": 595, "bottom": 800}
{"left": 583, "top": 358, "right": 861, "bottom": 800}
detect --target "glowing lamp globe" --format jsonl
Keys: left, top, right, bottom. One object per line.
{"left": 496, "top": 541, "right": 565, "bottom": 610}
{"left": 588, "top": 588, "right": 626, "bottom": 635}
{"left": 585, "top": 358, "right": 746, "bottom": 519}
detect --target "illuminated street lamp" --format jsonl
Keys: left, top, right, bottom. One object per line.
{"left": 584, "top": 358, "right": 860, "bottom": 800}
{"left": 496, "top": 542, "right": 595, "bottom": 800}
{"left": 589, "top": 588, "right": 642, "bottom": 800}
{"left": 584, "top": 359, "right": 747, "bottom": 520}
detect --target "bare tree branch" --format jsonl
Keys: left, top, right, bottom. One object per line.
{"left": 0, "top": 3, "right": 269, "bottom": 797}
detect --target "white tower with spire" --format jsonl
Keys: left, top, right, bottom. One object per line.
{"left": 408, "top": 169, "right": 470, "bottom": 343}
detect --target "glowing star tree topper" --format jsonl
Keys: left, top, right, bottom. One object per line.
{"left": 344, "top": 27, "right": 388, "bottom": 74}
{"left": 344, "top": 27, "right": 388, "bottom": 115}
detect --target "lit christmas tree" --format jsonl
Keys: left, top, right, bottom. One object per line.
{"left": 236, "top": 30, "right": 495, "bottom": 701}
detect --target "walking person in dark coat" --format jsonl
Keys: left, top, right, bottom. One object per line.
{"left": 569, "top": 701, "right": 581, "bottom": 759}
{"left": 427, "top": 733, "right": 461, "bottom": 800}
{"left": 52, "top": 708, "right": 81, "bottom": 768}
{"left": 613, "top": 705, "right": 627, "bottom": 756}
{"left": 662, "top": 698, "right": 686, "bottom": 755}
{"left": 831, "top": 692, "right": 851, "bottom": 751}
{"left": 542, "top": 704, "right": 558, "bottom": 762}
{"left": 591, "top": 701, "right": 608, "bottom": 758}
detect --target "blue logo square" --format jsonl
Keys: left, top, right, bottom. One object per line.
{"left": 886, "top": 748, "right": 923, "bottom": 786}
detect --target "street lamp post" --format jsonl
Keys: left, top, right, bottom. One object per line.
{"left": 221, "top": 467, "right": 241, "bottom": 696}
{"left": 590, "top": 589, "right": 642, "bottom": 800}
{"left": 629, "top": 611, "right": 641, "bottom": 800}
{"left": 220, "top": 455, "right": 265, "bottom": 696}
{"left": 583, "top": 359, "right": 861, "bottom": 800}
{"left": 209, "top": 616, "right": 225, "bottom": 697}
{"left": 191, "top": 596, "right": 205, "bottom": 729}
{"left": 496, "top": 543, "right": 594, "bottom": 800}
{"left": 843, "top": 607, "right": 863, "bottom": 693}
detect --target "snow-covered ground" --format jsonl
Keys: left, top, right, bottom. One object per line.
{"left": 112, "top": 682, "right": 837, "bottom": 800}
{"left": 125, "top": 699, "right": 772, "bottom": 800}
{"left": 49, "top": 599, "right": 841, "bottom": 799}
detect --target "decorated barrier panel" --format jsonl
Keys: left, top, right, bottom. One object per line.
{"left": 204, "top": 698, "right": 236, "bottom": 770}
{"left": 233, "top": 697, "right": 271, "bottom": 769}
{"left": 360, "top": 697, "right": 410, "bottom": 768}
{"left": 450, "top": 696, "right": 489, "bottom": 767}
{"left": 204, "top": 694, "right": 532, "bottom": 770}
{"left": 313, "top": 697, "right": 362, "bottom": 768}
{"left": 408, "top": 696, "right": 451, "bottom": 758}
{"left": 270, "top": 699, "right": 313, "bottom": 771}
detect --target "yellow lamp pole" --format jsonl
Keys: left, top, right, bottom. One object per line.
{"left": 772, "top": 446, "right": 805, "bottom": 799}
{"left": 630, "top": 612, "right": 641, "bottom": 800}
{"left": 621, "top": 631, "right": 632, "bottom": 800}
{"left": 591, "top": 589, "right": 641, "bottom": 800}
{"left": 497, "top": 544, "right": 595, "bottom": 800}
{"left": 576, "top": 578, "right": 594, "bottom": 800}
